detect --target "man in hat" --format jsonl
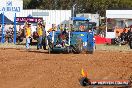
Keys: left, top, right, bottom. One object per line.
{"left": 25, "top": 22, "right": 31, "bottom": 50}
{"left": 37, "top": 22, "right": 43, "bottom": 50}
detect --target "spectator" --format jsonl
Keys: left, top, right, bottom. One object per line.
{"left": 37, "top": 22, "right": 43, "bottom": 50}
{"left": 25, "top": 23, "right": 31, "bottom": 50}
{"left": 60, "top": 24, "right": 64, "bottom": 33}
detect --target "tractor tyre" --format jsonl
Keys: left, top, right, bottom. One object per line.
{"left": 129, "top": 41, "right": 132, "bottom": 49}
{"left": 73, "top": 39, "right": 83, "bottom": 54}
{"left": 76, "top": 44, "right": 83, "bottom": 54}
{"left": 66, "top": 46, "right": 70, "bottom": 53}
{"left": 87, "top": 51, "right": 93, "bottom": 54}
{"left": 87, "top": 43, "right": 95, "bottom": 54}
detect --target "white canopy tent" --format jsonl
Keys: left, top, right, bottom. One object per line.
{"left": 106, "top": 10, "right": 132, "bottom": 38}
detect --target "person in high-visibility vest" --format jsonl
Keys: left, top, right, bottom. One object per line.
{"left": 80, "top": 25, "right": 85, "bottom": 31}
{"left": 69, "top": 24, "right": 73, "bottom": 31}
{"left": 52, "top": 24, "right": 57, "bottom": 31}
{"left": 115, "top": 28, "right": 120, "bottom": 38}
{"left": 25, "top": 23, "right": 31, "bottom": 50}
{"left": 37, "top": 22, "right": 43, "bottom": 50}
{"left": 60, "top": 24, "right": 64, "bottom": 33}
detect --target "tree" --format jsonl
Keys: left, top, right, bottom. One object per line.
{"left": 23, "top": 0, "right": 132, "bottom": 16}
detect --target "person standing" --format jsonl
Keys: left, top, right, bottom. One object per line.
{"left": 42, "top": 23, "right": 47, "bottom": 50}
{"left": 69, "top": 24, "right": 73, "bottom": 32}
{"left": 25, "top": 23, "right": 31, "bottom": 50}
{"left": 60, "top": 24, "right": 64, "bottom": 33}
{"left": 37, "top": 23, "right": 43, "bottom": 50}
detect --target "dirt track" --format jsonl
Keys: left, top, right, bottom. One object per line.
{"left": 0, "top": 48, "right": 132, "bottom": 88}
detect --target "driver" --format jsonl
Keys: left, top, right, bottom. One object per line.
{"left": 80, "top": 24, "right": 85, "bottom": 31}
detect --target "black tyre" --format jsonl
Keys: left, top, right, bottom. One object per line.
{"left": 76, "top": 44, "right": 83, "bottom": 54}
{"left": 72, "top": 45, "right": 82, "bottom": 54}
{"left": 80, "top": 77, "right": 90, "bottom": 86}
{"left": 72, "top": 39, "right": 83, "bottom": 54}
{"left": 65, "top": 46, "right": 70, "bottom": 53}
{"left": 130, "top": 41, "right": 132, "bottom": 49}
{"left": 88, "top": 44, "right": 95, "bottom": 54}
{"left": 87, "top": 51, "right": 93, "bottom": 54}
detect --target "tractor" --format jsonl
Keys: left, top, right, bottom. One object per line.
{"left": 47, "top": 17, "right": 96, "bottom": 54}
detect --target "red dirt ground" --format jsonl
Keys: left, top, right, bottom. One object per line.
{"left": 0, "top": 48, "right": 132, "bottom": 88}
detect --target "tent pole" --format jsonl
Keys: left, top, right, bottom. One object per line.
{"left": 1, "top": 12, "right": 5, "bottom": 43}
{"left": 14, "top": 13, "right": 16, "bottom": 44}
{"left": 105, "top": 17, "right": 107, "bottom": 38}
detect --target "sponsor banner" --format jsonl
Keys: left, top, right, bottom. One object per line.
{"left": 16, "top": 17, "right": 43, "bottom": 23}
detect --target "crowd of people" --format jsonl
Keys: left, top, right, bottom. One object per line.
{"left": 23, "top": 21, "right": 46, "bottom": 50}
{"left": 1, "top": 21, "right": 132, "bottom": 50}
{"left": 0, "top": 22, "right": 75, "bottom": 50}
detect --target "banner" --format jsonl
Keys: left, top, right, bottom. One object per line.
{"left": 16, "top": 17, "right": 43, "bottom": 23}
{"left": 0, "top": 0, "right": 23, "bottom": 12}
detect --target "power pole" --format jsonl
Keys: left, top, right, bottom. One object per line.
{"left": 72, "top": 4, "right": 76, "bottom": 17}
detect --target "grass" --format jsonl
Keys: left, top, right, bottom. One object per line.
{"left": 96, "top": 44, "right": 132, "bottom": 51}
{"left": 0, "top": 42, "right": 37, "bottom": 49}
{"left": 0, "top": 43, "right": 132, "bottom": 52}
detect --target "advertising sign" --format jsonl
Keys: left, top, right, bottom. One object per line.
{"left": 0, "top": 0, "right": 23, "bottom": 12}
{"left": 16, "top": 17, "right": 43, "bottom": 23}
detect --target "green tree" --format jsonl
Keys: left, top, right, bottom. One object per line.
{"left": 23, "top": 0, "right": 132, "bottom": 16}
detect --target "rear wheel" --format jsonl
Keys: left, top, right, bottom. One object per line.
{"left": 88, "top": 44, "right": 95, "bottom": 54}
{"left": 72, "top": 39, "right": 83, "bottom": 54}
{"left": 76, "top": 44, "right": 83, "bottom": 54}
{"left": 129, "top": 41, "right": 132, "bottom": 49}
{"left": 87, "top": 51, "right": 93, "bottom": 54}
{"left": 66, "top": 46, "right": 70, "bottom": 53}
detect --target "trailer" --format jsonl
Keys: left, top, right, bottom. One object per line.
{"left": 47, "top": 17, "right": 96, "bottom": 54}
